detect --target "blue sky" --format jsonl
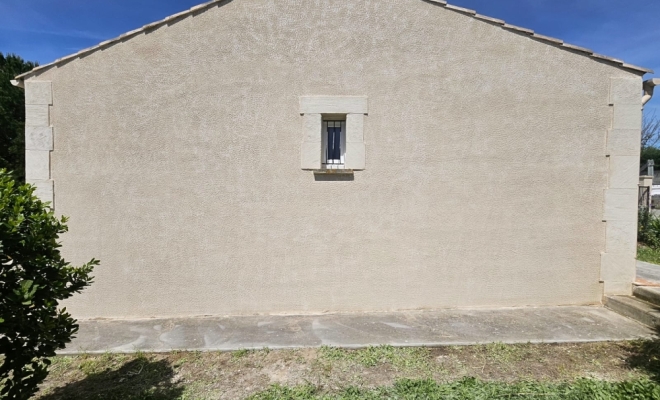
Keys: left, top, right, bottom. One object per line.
{"left": 1, "top": 0, "right": 659, "bottom": 113}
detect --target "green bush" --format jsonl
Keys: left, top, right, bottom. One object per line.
{"left": 639, "top": 208, "right": 660, "bottom": 249}
{"left": 0, "top": 169, "right": 98, "bottom": 399}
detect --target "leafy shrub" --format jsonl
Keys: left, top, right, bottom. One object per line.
{"left": 0, "top": 169, "right": 98, "bottom": 399}
{"left": 638, "top": 208, "right": 660, "bottom": 249}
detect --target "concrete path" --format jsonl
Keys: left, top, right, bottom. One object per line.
{"left": 65, "top": 306, "right": 653, "bottom": 354}
{"left": 638, "top": 260, "right": 660, "bottom": 285}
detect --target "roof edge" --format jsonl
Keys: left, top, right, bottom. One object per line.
{"left": 14, "top": 0, "right": 654, "bottom": 80}
{"left": 14, "top": 0, "right": 226, "bottom": 80}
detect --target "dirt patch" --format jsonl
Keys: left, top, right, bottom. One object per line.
{"left": 33, "top": 341, "right": 655, "bottom": 399}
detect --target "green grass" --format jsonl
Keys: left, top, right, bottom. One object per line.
{"left": 475, "top": 342, "right": 528, "bottom": 364}
{"left": 318, "top": 345, "right": 434, "bottom": 372}
{"left": 248, "top": 377, "right": 660, "bottom": 399}
{"left": 638, "top": 246, "right": 660, "bottom": 265}
{"left": 254, "top": 343, "right": 660, "bottom": 399}
{"left": 36, "top": 354, "right": 184, "bottom": 399}
{"left": 231, "top": 348, "right": 253, "bottom": 359}
{"left": 29, "top": 341, "right": 660, "bottom": 399}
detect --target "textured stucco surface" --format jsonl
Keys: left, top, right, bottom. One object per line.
{"left": 27, "top": 0, "right": 642, "bottom": 318}
{"left": 600, "top": 77, "right": 642, "bottom": 295}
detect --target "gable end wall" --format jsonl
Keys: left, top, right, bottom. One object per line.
{"left": 23, "top": 0, "right": 643, "bottom": 318}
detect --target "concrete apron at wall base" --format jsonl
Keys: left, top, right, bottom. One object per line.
{"left": 62, "top": 305, "right": 653, "bottom": 354}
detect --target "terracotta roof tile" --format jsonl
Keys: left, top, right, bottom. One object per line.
{"left": 444, "top": 4, "right": 476, "bottom": 15}
{"left": 503, "top": 23, "right": 534, "bottom": 35}
{"left": 531, "top": 33, "right": 563, "bottom": 45}
{"left": 591, "top": 53, "right": 624, "bottom": 64}
{"left": 561, "top": 43, "right": 594, "bottom": 54}
{"left": 473, "top": 14, "right": 505, "bottom": 25}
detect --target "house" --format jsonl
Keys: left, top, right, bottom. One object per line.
{"left": 11, "top": 0, "right": 656, "bottom": 319}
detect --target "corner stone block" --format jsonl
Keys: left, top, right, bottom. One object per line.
{"left": 25, "top": 126, "right": 53, "bottom": 151}
{"left": 607, "top": 129, "right": 641, "bottom": 156}
{"left": 610, "top": 77, "right": 642, "bottom": 105}
{"left": 300, "top": 96, "right": 368, "bottom": 115}
{"left": 603, "top": 281, "right": 632, "bottom": 296}
{"left": 605, "top": 218, "right": 638, "bottom": 258}
{"left": 600, "top": 253, "right": 636, "bottom": 283}
{"left": 301, "top": 142, "right": 321, "bottom": 170}
{"left": 612, "top": 104, "right": 642, "bottom": 130}
{"left": 25, "top": 105, "right": 50, "bottom": 127}
{"left": 25, "top": 150, "right": 50, "bottom": 181}
{"left": 344, "top": 142, "right": 366, "bottom": 170}
{"left": 25, "top": 81, "right": 52, "bottom": 105}
{"left": 346, "top": 114, "right": 364, "bottom": 143}
{"left": 32, "top": 180, "right": 54, "bottom": 205}
{"left": 603, "top": 188, "right": 638, "bottom": 221}
{"left": 302, "top": 114, "right": 322, "bottom": 143}
{"left": 608, "top": 156, "right": 641, "bottom": 189}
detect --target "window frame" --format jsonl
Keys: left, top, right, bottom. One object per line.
{"left": 299, "top": 96, "right": 367, "bottom": 171}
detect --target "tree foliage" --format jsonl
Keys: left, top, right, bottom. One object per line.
{"left": 0, "top": 170, "right": 98, "bottom": 399}
{"left": 0, "top": 53, "right": 37, "bottom": 183}
{"left": 640, "top": 111, "right": 660, "bottom": 169}
{"left": 642, "top": 111, "right": 660, "bottom": 151}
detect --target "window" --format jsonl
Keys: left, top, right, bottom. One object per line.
{"left": 322, "top": 120, "right": 346, "bottom": 169}
{"left": 299, "top": 96, "right": 367, "bottom": 171}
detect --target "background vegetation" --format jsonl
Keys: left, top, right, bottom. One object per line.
{"left": 0, "top": 53, "right": 37, "bottom": 182}
{"left": 641, "top": 111, "right": 660, "bottom": 170}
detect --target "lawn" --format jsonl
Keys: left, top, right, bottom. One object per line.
{"left": 31, "top": 340, "right": 660, "bottom": 399}
{"left": 638, "top": 245, "right": 660, "bottom": 265}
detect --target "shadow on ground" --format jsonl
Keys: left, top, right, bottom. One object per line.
{"left": 624, "top": 327, "right": 660, "bottom": 382}
{"left": 38, "top": 358, "right": 184, "bottom": 400}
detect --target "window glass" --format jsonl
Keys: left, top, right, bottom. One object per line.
{"left": 327, "top": 121, "right": 342, "bottom": 162}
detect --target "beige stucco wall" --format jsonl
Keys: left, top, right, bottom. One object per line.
{"left": 26, "top": 0, "right": 642, "bottom": 318}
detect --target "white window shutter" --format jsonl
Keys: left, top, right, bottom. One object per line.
{"left": 301, "top": 114, "right": 322, "bottom": 169}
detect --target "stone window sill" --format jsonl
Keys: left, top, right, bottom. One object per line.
{"left": 312, "top": 169, "right": 354, "bottom": 175}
